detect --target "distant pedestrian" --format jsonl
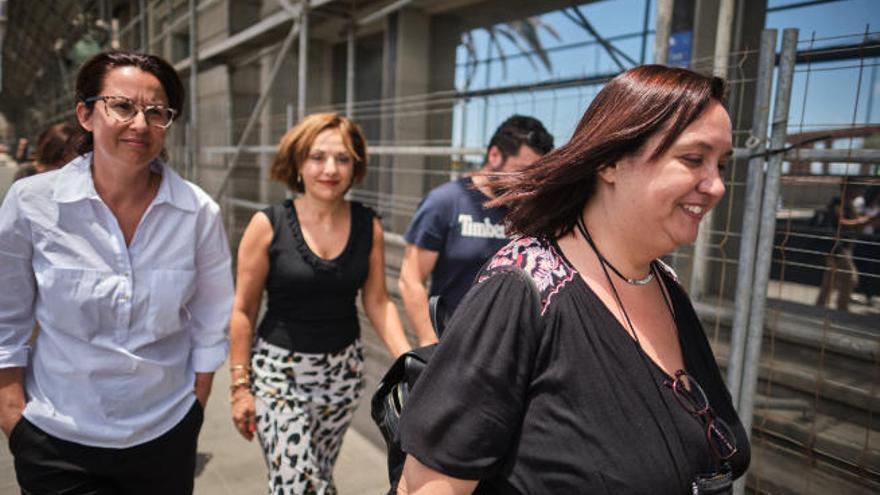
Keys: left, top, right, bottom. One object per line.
{"left": 11, "top": 122, "right": 78, "bottom": 183}
{"left": 229, "top": 112, "right": 411, "bottom": 494}
{"left": 0, "top": 49, "right": 233, "bottom": 494}
{"left": 815, "top": 181, "right": 863, "bottom": 312}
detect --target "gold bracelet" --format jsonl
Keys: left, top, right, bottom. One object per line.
{"left": 230, "top": 364, "right": 250, "bottom": 377}
{"left": 228, "top": 378, "right": 250, "bottom": 393}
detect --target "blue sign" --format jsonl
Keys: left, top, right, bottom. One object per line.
{"left": 668, "top": 30, "right": 693, "bottom": 68}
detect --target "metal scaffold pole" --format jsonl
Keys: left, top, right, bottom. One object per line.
{"left": 726, "top": 28, "right": 777, "bottom": 406}
{"left": 687, "top": 0, "right": 738, "bottom": 299}
{"left": 297, "top": 1, "right": 309, "bottom": 121}
{"left": 713, "top": 0, "right": 736, "bottom": 77}
{"left": 188, "top": 0, "right": 198, "bottom": 180}
{"left": 213, "top": 18, "right": 302, "bottom": 201}
{"left": 139, "top": 0, "right": 148, "bottom": 52}
{"left": 734, "top": 27, "right": 799, "bottom": 495}
{"left": 346, "top": 22, "right": 355, "bottom": 118}
{"left": 653, "top": 0, "right": 672, "bottom": 64}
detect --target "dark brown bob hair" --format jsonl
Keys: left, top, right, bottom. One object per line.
{"left": 270, "top": 112, "right": 368, "bottom": 193}
{"left": 492, "top": 65, "right": 727, "bottom": 238}
{"left": 74, "top": 50, "right": 184, "bottom": 155}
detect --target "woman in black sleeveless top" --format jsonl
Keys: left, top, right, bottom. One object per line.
{"left": 229, "top": 113, "right": 411, "bottom": 494}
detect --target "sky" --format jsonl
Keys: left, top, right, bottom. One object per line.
{"left": 451, "top": 0, "right": 880, "bottom": 156}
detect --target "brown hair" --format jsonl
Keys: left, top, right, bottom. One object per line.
{"left": 35, "top": 122, "right": 78, "bottom": 169}
{"left": 74, "top": 50, "right": 184, "bottom": 154}
{"left": 492, "top": 65, "right": 727, "bottom": 238}
{"left": 270, "top": 112, "right": 368, "bottom": 192}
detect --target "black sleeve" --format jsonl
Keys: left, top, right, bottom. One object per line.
{"left": 399, "top": 269, "right": 543, "bottom": 480}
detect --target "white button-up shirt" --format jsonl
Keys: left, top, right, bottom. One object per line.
{"left": 0, "top": 154, "right": 233, "bottom": 448}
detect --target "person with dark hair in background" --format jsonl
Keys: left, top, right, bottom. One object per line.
{"left": 34, "top": 122, "right": 79, "bottom": 172}
{"left": 397, "top": 66, "right": 750, "bottom": 494}
{"left": 229, "top": 112, "right": 411, "bottom": 494}
{"left": 12, "top": 122, "right": 79, "bottom": 181}
{"left": 0, "top": 50, "right": 233, "bottom": 494}
{"left": 398, "top": 116, "right": 553, "bottom": 345}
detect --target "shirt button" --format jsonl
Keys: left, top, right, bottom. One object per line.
{"left": 120, "top": 294, "right": 130, "bottom": 302}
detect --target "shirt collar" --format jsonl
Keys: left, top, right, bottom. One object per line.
{"left": 51, "top": 153, "right": 99, "bottom": 203}
{"left": 52, "top": 152, "right": 198, "bottom": 212}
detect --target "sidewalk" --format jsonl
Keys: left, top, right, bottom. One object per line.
{"left": 194, "top": 360, "right": 390, "bottom": 495}
{"left": 0, "top": 362, "right": 390, "bottom": 495}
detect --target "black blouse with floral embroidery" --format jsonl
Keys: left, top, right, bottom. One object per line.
{"left": 400, "top": 236, "right": 750, "bottom": 494}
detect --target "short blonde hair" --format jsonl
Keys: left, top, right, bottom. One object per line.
{"left": 270, "top": 112, "right": 368, "bottom": 192}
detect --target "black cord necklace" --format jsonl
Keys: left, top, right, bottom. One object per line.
{"left": 575, "top": 216, "right": 690, "bottom": 489}
{"left": 578, "top": 224, "right": 655, "bottom": 286}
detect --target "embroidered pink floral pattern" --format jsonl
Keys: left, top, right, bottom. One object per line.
{"left": 478, "top": 236, "right": 575, "bottom": 315}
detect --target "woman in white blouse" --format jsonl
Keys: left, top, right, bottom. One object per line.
{"left": 0, "top": 50, "right": 233, "bottom": 494}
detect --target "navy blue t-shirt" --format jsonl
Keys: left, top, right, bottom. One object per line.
{"left": 404, "top": 177, "right": 508, "bottom": 316}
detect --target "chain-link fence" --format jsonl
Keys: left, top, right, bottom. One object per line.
{"left": 195, "top": 24, "right": 880, "bottom": 494}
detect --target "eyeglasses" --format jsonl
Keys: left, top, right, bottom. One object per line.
{"left": 84, "top": 95, "right": 178, "bottom": 129}
{"left": 665, "top": 370, "right": 738, "bottom": 461}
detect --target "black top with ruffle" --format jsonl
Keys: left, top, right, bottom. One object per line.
{"left": 257, "top": 200, "right": 376, "bottom": 353}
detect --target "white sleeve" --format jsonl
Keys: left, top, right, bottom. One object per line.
{"left": 186, "top": 200, "right": 234, "bottom": 372}
{"left": 0, "top": 184, "right": 36, "bottom": 368}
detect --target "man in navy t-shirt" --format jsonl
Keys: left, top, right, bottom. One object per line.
{"left": 398, "top": 116, "right": 553, "bottom": 344}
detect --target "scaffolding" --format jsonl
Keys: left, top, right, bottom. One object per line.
{"left": 0, "top": 1, "right": 878, "bottom": 493}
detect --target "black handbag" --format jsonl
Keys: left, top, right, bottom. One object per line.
{"left": 370, "top": 296, "right": 447, "bottom": 490}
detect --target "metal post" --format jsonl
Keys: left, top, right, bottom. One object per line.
{"left": 297, "top": 1, "right": 309, "bottom": 121}
{"left": 345, "top": 22, "right": 355, "bottom": 118}
{"left": 139, "top": 0, "right": 148, "bottom": 52}
{"left": 639, "top": 0, "right": 650, "bottom": 64}
{"left": 740, "top": 26, "right": 798, "bottom": 438}
{"left": 188, "top": 0, "right": 198, "bottom": 180}
{"left": 653, "top": 0, "right": 673, "bottom": 64}
{"left": 688, "top": 0, "right": 739, "bottom": 299}
{"left": 286, "top": 103, "right": 294, "bottom": 130}
{"left": 185, "top": 122, "right": 192, "bottom": 178}
{"left": 726, "top": 29, "right": 777, "bottom": 405}
{"left": 286, "top": 103, "right": 295, "bottom": 200}
{"left": 713, "top": 0, "right": 736, "bottom": 77}
{"left": 213, "top": 19, "right": 301, "bottom": 200}
{"left": 733, "top": 28, "right": 798, "bottom": 495}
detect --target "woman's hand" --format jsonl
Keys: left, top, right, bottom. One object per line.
{"left": 0, "top": 406, "right": 23, "bottom": 439}
{"left": 194, "top": 372, "right": 214, "bottom": 409}
{"left": 0, "top": 367, "right": 26, "bottom": 438}
{"left": 230, "top": 388, "right": 257, "bottom": 441}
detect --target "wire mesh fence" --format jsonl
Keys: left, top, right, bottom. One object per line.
{"left": 177, "top": 23, "right": 879, "bottom": 495}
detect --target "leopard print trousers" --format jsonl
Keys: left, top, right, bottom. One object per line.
{"left": 251, "top": 338, "right": 364, "bottom": 495}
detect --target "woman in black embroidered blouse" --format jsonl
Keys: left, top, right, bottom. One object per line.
{"left": 397, "top": 66, "right": 751, "bottom": 494}
{"left": 228, "top": 113, "right": 411, "bottom": 494}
